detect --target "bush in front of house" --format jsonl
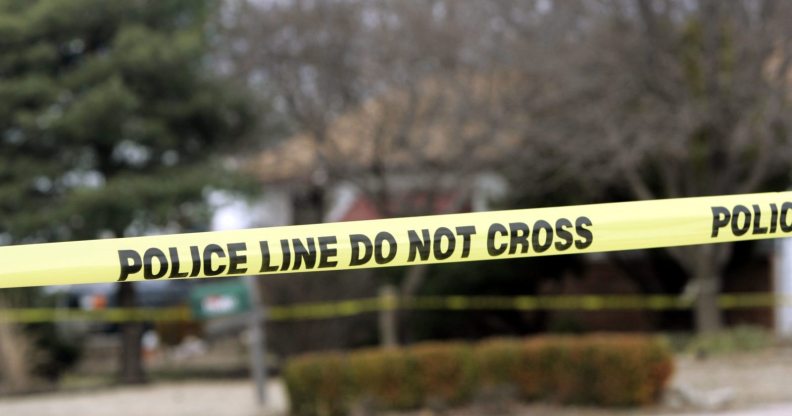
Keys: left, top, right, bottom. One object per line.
{"left": 410, "top": 342, "right": 478, "bottom": 406}
{"left": 283, "top": 352, "right": 352, "bottom": 416}
{"left": 346, "top": 347, "right": 421, "bottom": 411}
{"left": 284, "top": 334, "right": 674, "bottom": 415}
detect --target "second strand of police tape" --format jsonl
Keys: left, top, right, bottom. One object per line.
{"left": 0, "top": 293, "right": 785, "bottom": 323}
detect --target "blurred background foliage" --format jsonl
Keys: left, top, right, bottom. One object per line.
{"left": 1, "top": 0, "right": 792, "bottom": 396}
{"left": 0, "top": 0, "right": 253, "bottom": 243}
{"left": 0, "top": 0, "right": 254, "bottom": 385}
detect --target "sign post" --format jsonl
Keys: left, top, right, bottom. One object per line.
{"left": 189, "top": 279, "right": 267, "bottom": 405}
{"left": 246, "top": 277, "right": 267, "bottom": 405}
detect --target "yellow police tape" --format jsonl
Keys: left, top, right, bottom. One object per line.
{"left": 0, "top": 293, "right": 788, "bottom": 323}
{"left": 266, "top": 293, "right": 790, "bottom": 321}
{"left": 1, "top": 192, "right": 792, "bottom": 288}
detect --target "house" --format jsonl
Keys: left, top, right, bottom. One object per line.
{"left": 230, "top": 71, "right": 778, "bottom": 338}
{"left": 234, "top": 72, "right": 521, "bottom": 226}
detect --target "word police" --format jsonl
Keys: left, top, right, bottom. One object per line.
{"left": 711, "top": 203, "right": 792, "bottom": 238}
{"left": 117, "top": 217, "right": 594, "bottom": 281}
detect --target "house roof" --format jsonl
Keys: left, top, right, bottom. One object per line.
{"left": 246, "top": 71, "right": 526, "bottom": 184}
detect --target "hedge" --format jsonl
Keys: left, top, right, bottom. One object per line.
{"left": 284, "top": 334, "right": 673, "bottom": 415}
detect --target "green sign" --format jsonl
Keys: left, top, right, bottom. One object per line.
{"left": 190, "top": 280, "right": 251, "bottom": 320}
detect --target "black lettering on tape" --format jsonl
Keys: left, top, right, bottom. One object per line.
{"left": 318, "top": 236, "right": 338, "bottom": 268}
{"left": 279, "top": 239, "right": 291, "bottom": 271}
{"left": 731, "top": 205, "right": 751, "bottom": 236}
{"left": 292, "top": 238, "right": 317, "bottom": 270}
{"left": 349, "top": 234, "right": 373, "bottom": 266}
{"left": 433, "top": 227, "right": 456, "bottom": 260}
{"left": 487, "top": 223, "right": 508, "bottom": 256}
{"left": 259, "top": 241, "right": 279, "bottom": 272}
{"left": 782, "top": 202, "right": 792, "bottom": 233}
{"left": 455, "top": 226, "right": 476, "bottom": 258}
{"left": 203, "top": 244, "right": 226, "bottom": 276}
{"left": 752, "top": 205, "right": 768, "bottom": 235}
{"left": 118, "top": 250, "right": 142, "bottom": 281}
{"left": 144, "top": 248, "right": 169, "bottom": 279}
{"left": 168, "top": 247, "right": 188, "bottom": 278}
{"left": 508, "top": 222, "right": 529, "bottom": 254}
{"left": 532, "top": 220, "right": 553, "bottom": 253}
{"left": 374, "top": 232, "right": 398, "bottom": 264}
{"left": 554, "top": 218, "right": 574, "bottom": 250}
{"left": 227, "top": 242, "right": 248, "bottom": 274}
{"left": 189, "top": 246, "right": 201, "bottom": 277}
{"left": 711, "top": 206, "right": 731, "bottom": 237}
{"left": 408, "top": 229, "right": 431, "bottom": 262}
{"left": 574, "top": 217, "right": 593, "bottom": 249}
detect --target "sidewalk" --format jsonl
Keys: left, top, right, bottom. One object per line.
{"left": 669, "top": 403, "right": 792, "bottom": 416}
{"left": 0, "top": 380, "right": 288, "bottom": 416}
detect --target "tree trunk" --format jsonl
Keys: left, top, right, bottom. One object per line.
{"left": 378, "top": 285, "right": 398, "bottom": 348}
{"left": 0, "top": 299, "right": 32, "bottom": 392}
{"left": 693, "top": 247, "right": 723, "bottom": 333}
{"left": 118, "top": 282, "right": 146, "bottom": 384}
{"left": 397, "top": 264, "right": 430, "bottom": 344}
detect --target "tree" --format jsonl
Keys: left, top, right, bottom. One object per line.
{"left": 219, "top": 0, "right": 792, "bottom": 341}
{"left": 0, "top": 0, "right": 251, "bottom": 382}
{"left": 512, "top": 0, "right": 792, "bottom": 332}
{"left": 222, "top": 0, "right": 529, "bottom": 346}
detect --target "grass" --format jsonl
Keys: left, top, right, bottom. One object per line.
{"left": 663, "top": 325, "right": 774, "bottom": 356}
